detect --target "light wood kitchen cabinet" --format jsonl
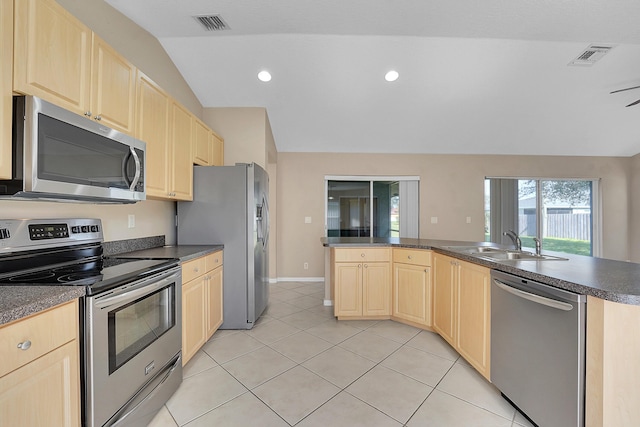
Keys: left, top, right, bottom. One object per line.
{"left": 181, "top": 251, "right": 224, "bottom": 366}
{"left": 169, "top": 100, "right": 194, "bottom": 200}
{"left": 14, "top": 0, "right": 91, "bottom": 115}
{"left": 136, "top": 71, "right": 170, "bottom": 198}
{"left": 89, "top": 34, "right": 136, "bottom": 134}
{"left": 193, "top": 117, "right": 211, "bottom": 166}
{"left": 0, "top": 300, "right": 80, "bottom": 427}
{"left": 333, "top": 248, "right": 391, "bottom": 319}
{"left": 211, "top": 130, "right": 224, "bottom": 166}
{"left": 392, "top": 248, "right": 432, "bottom": 328}
{"left": 432, "top": 252, "right": 457, "bottom": 344}
{"left": 14, "top": 0, "right": 136, "bottom": 134}
{"left": 456, "top": 260, "right": 491, "bottom": 379}
{"left": 432, "top": 252, "right": 491, "bottom": 379}
{"left": 0, "top": 0, "right": 12, "bottom": 179}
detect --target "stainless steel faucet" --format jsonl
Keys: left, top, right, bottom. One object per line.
{"left": 533, "top": 237, "right": 541, "bottom": 255}
{"left": 503, "top": 230, "right": 522, "bottom": 251}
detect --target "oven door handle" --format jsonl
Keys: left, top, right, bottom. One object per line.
{"left": 95, "top": 272, "right": 178, "bottom": 309}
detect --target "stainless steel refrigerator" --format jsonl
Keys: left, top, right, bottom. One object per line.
{"left": 177, "top": 163, "right": 269, "bottom": 329}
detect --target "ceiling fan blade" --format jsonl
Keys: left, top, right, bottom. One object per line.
{"left": 625, "top": 99, "right": 640, "bottom": 107}
{"left": 610, "top": 85, "right": 640, "bottom": 94}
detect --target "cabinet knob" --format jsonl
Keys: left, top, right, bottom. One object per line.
{"left": 364, "top": 264, "right": 368, "bottom": 268}
{"left": 408, "top": 255, "right": 412, "bottom": 259}
{"left": 17, "top": 340, "right": 32, "bottom": 351}
{"left": 358, "top": 264, "right": 362, "bottom": 268}
{"left": 94, "top": 115, "right": 102, "bottom": 121}
{"left": 85, "top": 111, "right": 91, "bottom": 117}
{"left": 361, "top": 253, "right": 365, "bottom": 258}
{"left": 194, "top": 267, "right": 199, "bottom": 273}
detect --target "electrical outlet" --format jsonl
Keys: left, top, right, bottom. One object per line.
{"left": 303, "top": 262, "right": 309, "bottom": 270}
{"left": 431, "top": 217, "right": 438, "bottom": 224}
{"left": 128, "top": 214, "right": 135, "bottom": 228}
{"left": 304, "top": 216, "right": 312, "bottom": 224}
{"left": 466, "top": 216, "right": 472, "bottom": 224}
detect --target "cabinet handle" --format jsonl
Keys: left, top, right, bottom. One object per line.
{"left": 17, "top": 340, "right": 32, "bottom": 351}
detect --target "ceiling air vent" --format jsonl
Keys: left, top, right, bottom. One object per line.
{"left": 568, "top": 44, "right": 614, "bottom": 66}
{"left": 194, "top": 15, "right": 230, "bottom": 32}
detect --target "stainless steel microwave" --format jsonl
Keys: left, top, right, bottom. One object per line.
{"left": 0, "top": 96, "right": 146, "bottom": 203}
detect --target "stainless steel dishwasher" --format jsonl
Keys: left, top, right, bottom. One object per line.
{"left": 491, "top": 270, "right": 586, "bottom": 427}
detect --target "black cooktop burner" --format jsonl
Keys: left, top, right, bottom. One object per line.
{"left": 0, "top": 256, "right": 178, "bottom": 295}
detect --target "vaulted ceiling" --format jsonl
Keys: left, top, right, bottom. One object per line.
{"left": 106, "top": 0, "right": 640, "bottom": 156}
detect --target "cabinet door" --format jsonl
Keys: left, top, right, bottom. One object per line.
{"left": 206, "top": 266, "right": 223, "bottom": 340}
{"left": 363, "top": 262, "right": 391, "bottom": 316}
{"left": 136, "top": 71, "right": 170, "bottom": 198}
{"left": 182, "top": 277, "right": 206, "bottom": 366}
{"left": 393, "top": 263, "right": 431, "bottom": 326}
{"left": 334, "top": 263, "right": 362, "bottom": 317}
{"left": 457, "top": 261, "right": 491, "bottom": 379}
{"left": 0, "top": 0, "right": 12, "bottom": 179}
{"left": 432, "top": 253, "right": 457, "bottom": 346}
{"left": 0, "top": 340, "right": 80, "bottom": 427}
{"left": 14, "top": 0, "right": 91, "bottom": 115}
{"left": 211, "top": 131, "right": 224, "bottom": 166}
{"left": 90, "top": 35, "right": 136, "bottom": 134}
{"left": 170, "top": 101, "right": 193, "bottom": 200}
{"left": 193, "top": 118, "right": 211, "bottom": 166}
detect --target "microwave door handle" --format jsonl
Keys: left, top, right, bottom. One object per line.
{"left": 123, "top": 147, "right": 141, "bottom": 191}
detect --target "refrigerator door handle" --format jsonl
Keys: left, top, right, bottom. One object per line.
{"left": 256, "top": 194, "right": 269, "bottom": 249}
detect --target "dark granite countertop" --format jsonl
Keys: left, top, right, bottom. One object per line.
{"left": 0, "top": 244, "right": 222, "bottom": 326}
{"left": 0, "top": 286, "right": 85, "bottom": 326}
{"left": 113, "top": 245, "right": 224, "bottom": 263}
{"left": 321, "top": 237, "right": 640, "bottom": 305}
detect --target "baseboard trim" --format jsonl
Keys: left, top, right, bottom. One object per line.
{"left": 275, "top": 277, "right": 325, "bottom": 283}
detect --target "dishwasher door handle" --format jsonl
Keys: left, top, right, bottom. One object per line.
{"left": 493, "top": 279, "right": 574, "bottom": 311}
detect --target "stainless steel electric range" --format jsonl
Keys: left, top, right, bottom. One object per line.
{"left": 0, "top": 218, "right": 183, "bottom": 427}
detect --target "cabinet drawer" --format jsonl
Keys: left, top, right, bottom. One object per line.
{"left": 334, "top": 247, "right": 390, "bottom": 262}
{"left": 0, "top": 300, "right": 78, "bottom": 378}
{"left": 182, "top": 256, "right": 206, "bottom": 283}
{"left": 393, "top": 248, "right": 431, "bottom": 266}
{"left": 206, "top": 251, "right": 223, "bottom": 271}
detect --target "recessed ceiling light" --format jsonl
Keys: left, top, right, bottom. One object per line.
{"left": 385, "top": 70, "right": 399, "bottom": 82}
{"left": 257, "top": 70, "right": 272, "bottom": 82}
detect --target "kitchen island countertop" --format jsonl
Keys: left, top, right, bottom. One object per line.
{"left": 322, "top": 237, "right": 640, "bottom": 305}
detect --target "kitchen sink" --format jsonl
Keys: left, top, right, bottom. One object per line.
{"left": 442, "top": 245, "right": 568, "bottom": 262}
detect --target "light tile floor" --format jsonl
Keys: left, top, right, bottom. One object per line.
{"left": 149, "top": 281, "right": 535, "bottom": 427}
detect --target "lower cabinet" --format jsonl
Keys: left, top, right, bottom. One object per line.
{"left": 333, "top": 248, "right": 391, "bottom": 318}
{"left": 392, "top": 248, "right": 432, "bottom": 328}
{"left": 181, "top": 250, "right": 223, "bottom": 366}
{"left": 433, "top": 252, "right": 491, "bottom": 380}
{"left": 0, "top": 300, "right": 80, "bottom": 426}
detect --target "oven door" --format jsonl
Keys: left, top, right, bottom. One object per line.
{"left": 84, "top": 266, "right": 182, "bottom": 427}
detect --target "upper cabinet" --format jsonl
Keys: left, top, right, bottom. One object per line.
{"left": 14, "top": 0, "right": 135, "bottom": 135}
{"left": 89, "top": 35, "right": 136, "bottom": 134}
{"left": 211, "top": 130, "right": 224, "bottom": 166}
{"left": 136, "top": 71, "right": 170, "bottom": 199}
{"left": 169, "top": 100, "right": 193, "bottom": 200}
{"left": 0, "top": 0, "right": 12, "bottom": 179}
{"left": 14, "top": 0, "right": 91, "bottom": 115}
{"left": 193, "top": 118, "right": 225, "bottom": 167}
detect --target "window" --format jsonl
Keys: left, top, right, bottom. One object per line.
{"left": 325, "top": 177, "right": 419, "bottom": 238}
{"left": 485, "top": 178, "right": 600, "bottom": 256}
